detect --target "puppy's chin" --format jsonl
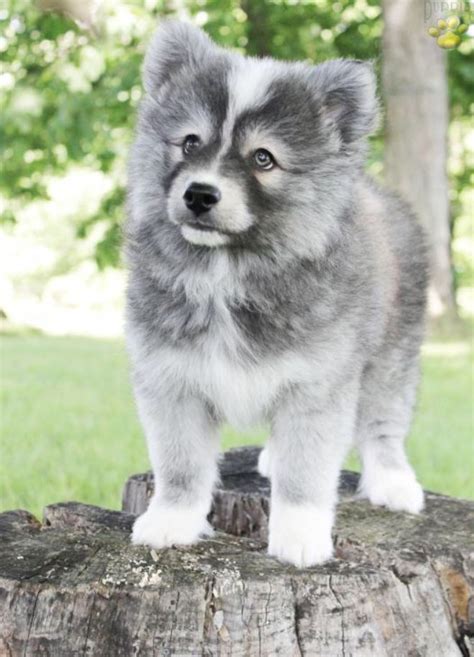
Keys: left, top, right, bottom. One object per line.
{"left": 181, "top": 224, "right": 231, "bottom": 247}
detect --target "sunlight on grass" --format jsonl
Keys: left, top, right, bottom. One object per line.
{"left": 0, "top": 330, "right": 472, "bottom": 518}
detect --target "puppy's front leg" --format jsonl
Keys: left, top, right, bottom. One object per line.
{"left": 268, "top": 379, "right": 359, "bottom": 567}
{"left": 131, "top": 391, "right": 219, "bottom": 549}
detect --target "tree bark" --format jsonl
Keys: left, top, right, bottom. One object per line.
{"left": 1, "top": 447, "right": 473, "bottom": 656}
{"left": 382, "top": 0, "right": 455, "bottom": 318}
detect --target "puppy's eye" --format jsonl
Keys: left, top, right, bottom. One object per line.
{"left": 183, "top": 134, "right": 200, "bottom": 155}
{"left": 254, "top": 148, "right": 275, "bottom": 171}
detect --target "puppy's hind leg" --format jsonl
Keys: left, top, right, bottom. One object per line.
{"left": 257, "top": 443, "right": 272, "bottom": 478}
{"left": 356, "top": 354, "right": 424, "bottom": 514}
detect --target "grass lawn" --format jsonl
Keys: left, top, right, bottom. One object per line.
{"left": 1, "top": 330, "right": 472, "bottom": 518}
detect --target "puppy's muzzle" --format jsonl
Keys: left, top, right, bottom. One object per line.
{"left": 183, "top": 182, "right": 221, "bottom": 219}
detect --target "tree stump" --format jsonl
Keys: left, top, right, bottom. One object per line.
{"left": 0, "top": 447, "right": 473, "bottom": 656}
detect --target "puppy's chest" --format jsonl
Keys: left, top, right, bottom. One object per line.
{"left": 160, "top": 284, "right": 277, "bottom": 353}
{"left": 160, "top": 293, "right": 292, "bottom": 426}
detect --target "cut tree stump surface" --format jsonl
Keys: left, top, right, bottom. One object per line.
{"left": 1, "top": 447, "right": 473, "bottom": 656}
{"left": 123, "top": 446, "right": 361, "bottom": 541}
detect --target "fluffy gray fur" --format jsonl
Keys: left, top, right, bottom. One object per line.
{"left": 125, "top": 21, "right": 428, "bottom": 567}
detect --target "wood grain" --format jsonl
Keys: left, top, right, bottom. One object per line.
{"left": 0, "top": 447, "right": 472, "bottom": 656}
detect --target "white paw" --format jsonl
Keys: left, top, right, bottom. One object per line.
{"left": 268, "top": 500, "right": 334, "bottom": 568}
{"left": 359, "top": 466, "right": 424, "bottom": 514}
{"left": 258, "top": 447, "right": 271, "bottom": 478}
{"left": 131, "top": 501, "right": 212, "bottom": 549}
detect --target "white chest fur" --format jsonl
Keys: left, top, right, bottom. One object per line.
{"left": 150, "top": 293, "right": 281, "bottom": 427}
{"left": 133, "top": 297, "right": 315, "bottom": 428}
{"left": 131, "top": 253, "right": 317, "bottom": 428}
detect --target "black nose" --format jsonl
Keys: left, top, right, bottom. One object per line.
{"left": 183, "top": 183, "right": 221, "bottom": 216}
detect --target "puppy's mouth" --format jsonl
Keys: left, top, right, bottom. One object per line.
{"left": 180, "top": 222, "right": 231, "bottom": 247}
{"left": 183, "top": 219, "right": 219, "bottom": 233}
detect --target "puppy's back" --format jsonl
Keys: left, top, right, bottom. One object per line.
{"left": 355, "top": 175, "right": 428, "bottom": 343}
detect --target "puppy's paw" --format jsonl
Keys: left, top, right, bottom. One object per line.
{"left": 257, "top": 446, "right": 271, "bottom": 478}
{"left": 359, "top": 466, "right": 424, "bottom": 514}
{"left": 131, "top": 502, "right": 212, "bottom": 549}
{"left": 268, "top": 501, "right": 334, "bottom": 568}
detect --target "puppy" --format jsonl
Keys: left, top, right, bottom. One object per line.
{"left": 125, "top": 21, "right": 428, "bottom": 567}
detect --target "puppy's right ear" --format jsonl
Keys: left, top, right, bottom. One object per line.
{"left": 311, "top": 59, "right": 378, "bottom": 144}
{"left": 143, "top": 20, "right": 215, "bottom": 95}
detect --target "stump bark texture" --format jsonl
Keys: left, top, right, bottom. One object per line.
{"left": 0, "top": 446, "right": 473, "bottom": 656}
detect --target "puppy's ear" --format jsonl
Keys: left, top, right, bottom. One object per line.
{"left": 143, "top": 20, "right": 216, "bottom": 95}
{"left": 312, "top": 60, "right": 378, "bottom": 143}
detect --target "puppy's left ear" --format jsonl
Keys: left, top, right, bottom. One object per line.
{"left": 312, "top": 60, "right": 378, "bottom": 143}
{"left": 143, "top": 20, "right": 217, "bottom": 95}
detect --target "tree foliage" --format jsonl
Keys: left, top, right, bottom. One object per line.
{"left": 1, "top": 0, "right": 472, "bottom": 269}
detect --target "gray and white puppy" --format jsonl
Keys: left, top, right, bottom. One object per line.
{"left": 125, "top": 21, "right": 428, "bottom": 567}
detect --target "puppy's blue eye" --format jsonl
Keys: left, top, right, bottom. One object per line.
{"left": 183, "top": 134, "right": 200, "bottom": 155}
{"left": 254, "top": 148, "right": 275, "bottom": 171}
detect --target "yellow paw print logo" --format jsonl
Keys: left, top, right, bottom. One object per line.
{"left": 428, "top": 16, "right": 468, "bottom": 49}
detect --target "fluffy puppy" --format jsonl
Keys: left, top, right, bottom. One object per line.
{"left": 125, "top": 21, "right": 428, "bottom": 567}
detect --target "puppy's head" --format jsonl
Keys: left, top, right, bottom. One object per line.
{"left": 129, "top": 21, "right": 377, "bottom": 257}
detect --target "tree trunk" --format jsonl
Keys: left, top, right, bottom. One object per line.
{"left": 1, "top": 447, "right": 473, "bottom": 656}
{"left": 382, "top": 0, "right": 455, "bottom": 319}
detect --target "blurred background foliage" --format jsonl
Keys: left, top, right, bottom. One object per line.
{"left": 1, "top": 0, "right": 472, "bottom": 327}
{"left": 0, "top": 0, "right": 472, "bottom": 512}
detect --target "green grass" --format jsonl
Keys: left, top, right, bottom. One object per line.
{"left": 1, "top": 331, "right": 472, "bottom": 518}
